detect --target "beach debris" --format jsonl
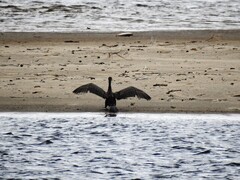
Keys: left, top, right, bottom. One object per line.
{"left": 146, "top": 70, "right": 160, "bottom": 75}
{"left": 27, "top": 48, "right": 41, "bottom": 51}
{"left": 10, "top": 96, "right": 22, "bottom": 98}
{"left": 215, "top": 99, "right": 227, "bottom": 102}
{"left": 119, "top": 70, "right": 129, "bottom": 77}
{"left": 32, "top": 91, "right": 41, "bottom": 94}
{"left": 157, "top": 50, "right": 171, "bottom": 53}
{"left": 177, "top": 73, "right": 186, "bottom": 76}
{"left": 136, "top": 77, "right": 148, "bottom": 80}
{"left": 189, "top": 98, "right": 196, "bottom": 100}
{"left": 158, "top": 42, "right": 172, "bottom": 46}
{"left": 153, "top": 83, "right": 168, "bottom": 87}
{"left": 86, "top": 76, "right": 95, "bottom": 80}
{"left": 117, "top": 32, "right": 133, "bottom": 37}
{"left": 64, "top": 40, "right": 79, "bottom": 43}
{"left": 52, "top": 52, "right": 60, "bottom": 56}
{"left": 7, "top": 83, "right": 15, "bottom": 86}
{"left": 71, "top": 49, "right": 82, "bottom": 54}
{"left": 108, "top": 50, "right": 127, "bottom": 59}
{"left": 94, "top": 62, "right": 105, "bottom": 65}
{"left": 166, "top": 89, "right": 181, "bottom": 94}
{"left": 59, "top": 64, "right": 67, "bottom": 66}
{"left": 130, "top": 45, "right": 147, "bottom": 48}
{"left": 101, "top": 44, "right": 118, "bottom": 48}
{"left": 190, "top": 41, "right": 197, "bottom": 43}
{"left": 34, "top": 73, "right": 44, "bottom": 76}
{"left": 233, "top": 95, "right": 240, "bottom": 97}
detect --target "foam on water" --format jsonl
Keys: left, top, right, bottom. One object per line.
{"left": 0, "top": 112, "right": 240, "bottom": 179}
{"left": 0, "top": 0, "right": 239, "bottom": 32}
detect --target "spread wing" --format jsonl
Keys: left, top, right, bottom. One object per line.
{"left": 114, "top": 86, "right": 151, "bottom": 100}
{"left": 73, "top": 83, "right": 107, "bottom": 99}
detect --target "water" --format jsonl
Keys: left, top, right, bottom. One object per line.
{"left": 0, "top": 0, "right": 239, "bottom": 32}
{"left": 0, "top": 113, "right": 240, "bottom": 179}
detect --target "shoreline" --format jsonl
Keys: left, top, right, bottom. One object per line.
{"left": 0, "top": 30, "right": 239, "bottom": 113}
{"left": 1, "top": 110, "right": 240, "bottom": 114}
{"left": 1, "top": 29, "right": 240, "bottom": 42}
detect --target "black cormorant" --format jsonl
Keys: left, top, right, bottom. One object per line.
{"left": 73, "top": 77, "right": 151, "bottom": 112}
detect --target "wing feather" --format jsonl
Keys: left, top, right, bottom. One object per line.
{"left": 114, "top": 86, "right": 151, "bottom": 100}
{"left": 73, "top": 83, "right": 107, "bottom": 99}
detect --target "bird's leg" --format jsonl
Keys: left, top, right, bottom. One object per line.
{"left": 105, "top": 100, "right": 108, "bottom": 109}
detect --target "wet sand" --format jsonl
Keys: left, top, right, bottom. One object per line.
{"left": 0, "top": 30, "right": 240, "bottom": 113}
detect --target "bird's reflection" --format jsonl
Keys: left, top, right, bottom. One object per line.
{"left": 105, "top": 112, "right": 117, "bottom": 117}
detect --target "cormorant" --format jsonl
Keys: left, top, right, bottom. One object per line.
{"left": 73, "top": 77, "right": 151, "bottom": 112}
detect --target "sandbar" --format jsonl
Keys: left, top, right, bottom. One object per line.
{"left": 0, "top": 30, "right": 239, "bottom": 113}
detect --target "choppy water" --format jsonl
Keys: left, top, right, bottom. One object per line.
{"left": 0, "top": 113, "right": 240, "bottom": 179}
{"left": 0, "top": 0, "right": 239, "bottom": 32}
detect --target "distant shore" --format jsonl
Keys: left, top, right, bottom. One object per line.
{"left": 0, "top": 30, "right": 239, "bottom": 113}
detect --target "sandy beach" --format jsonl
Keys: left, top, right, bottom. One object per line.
{"left": 0, "top": 30, "right": 239, "bottom": 113}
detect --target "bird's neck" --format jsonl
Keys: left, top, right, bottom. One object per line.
{"left": 107, "top": 79, "right": 112, "bottom": 94}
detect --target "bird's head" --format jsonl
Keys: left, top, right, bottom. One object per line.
{"left": 108, "top": 77, "right": 112, "bottom": 82}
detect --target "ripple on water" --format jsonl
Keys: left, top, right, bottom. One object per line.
{"left": 0, "top": 0, "right": 240, "bottom": 31}
{"left": 0, "top": 113, "right": 239, "bottom": 179}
